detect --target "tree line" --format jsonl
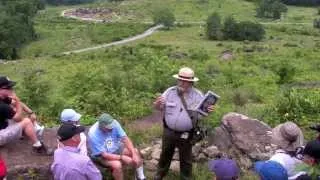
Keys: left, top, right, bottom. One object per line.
{"left": 0, "top": 0, "right": 44, "bottom": 60}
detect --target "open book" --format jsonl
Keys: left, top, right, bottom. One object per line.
{"left": 195, "top": 91, "right": 220, "bottom": 116}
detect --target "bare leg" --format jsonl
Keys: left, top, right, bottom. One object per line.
{"left": 102, "top": 160, "right": 123, "bottom": 180}
{"left": 122, "top": 148, "right": 143, "bottom": 167}
{"left": 18, "top": 118, "right": 38, "bottom": 144}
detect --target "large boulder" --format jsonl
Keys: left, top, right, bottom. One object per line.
{"left": 1, "top": 128, "right": 58, "bottom": 180}
{"left": 208, "top": 112, "right": 273, "bottom": 168}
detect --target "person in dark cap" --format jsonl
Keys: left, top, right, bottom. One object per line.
{"left": 88, "top": 113, "right": 145, "bottom": 180}
{"left": 208, "top": 158, "right": 240, "bottom": 180}
{"left": 0, "top": 100, "right": 51, "bottom": 155}
{"left": 296, "top": 140, "right": 320, "bottom": 179}
{"left": 51, "top": 124, "right": 101, "bottom": 180}
{"left": 0, "top": 76, "right": 44, "bottom": 138}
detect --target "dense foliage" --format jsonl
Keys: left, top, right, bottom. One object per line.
{"left": 0, "top": 0, "right": 44, "bottom": 60}
{"left": 207, "top": 14, "right": 265, "bottom": 41}
{"left": 281, "top": 0, "right": 320, "bottom": 6}
{"left": 256, "top": 0, "right": 288, "bottom": 19}
{"left": 45, "top": 0, "right": 95, "bottom": 5}
{"left": 152, "top": 7, "right": 175, "bottom": 29}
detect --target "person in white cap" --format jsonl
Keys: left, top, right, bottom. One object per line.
{"left": 59, "top": 109, "right": 87, "bottom": 156}
{"left": 153, "top": 67, "right": 215, "bottom": 180}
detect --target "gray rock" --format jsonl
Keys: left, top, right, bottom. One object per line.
{"left": 170, "top": 161, "right": 180, "bottom": 172}
{"left": 203, "top": 145, "right": 220, "bottom": 158}
{"left": 1, "top": 127, "right": 58, "bottom": 179}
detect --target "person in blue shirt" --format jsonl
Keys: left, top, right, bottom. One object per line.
{"left": 88, "top": 113, "right": 145, "bottom": 180}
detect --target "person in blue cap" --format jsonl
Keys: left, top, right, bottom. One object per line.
{"left": 254, "top": 160, "right": 288, "bottom": 180}
{"left": 208, "top": 158, "right": 240, "bottom": 180}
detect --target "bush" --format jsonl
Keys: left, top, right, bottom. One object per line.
{"left": 257, "top": 0, "right": 287, "bottom": 19}
{"left": 206, "top": 12, "right": 223, "bottom": 40}
{"left": 207, "top": 14, "right": 265, "bottom": 41}
{"left": 152, "top": 7, "right": 175, "bottom": 29}
{"left": 275, "top": 63, "right": 296, "bottom": 84}
{"left": 313, "top": 18, "right": 320, "bottom": 29}
{"left": 236, "top": 21, "right": 265, "bottom": 41}
{"left": 222, "top": 16, "right": 238, "bottom": 40}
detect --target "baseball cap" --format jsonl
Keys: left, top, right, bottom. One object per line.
{"left": 98, "top": 113, "right": 115, "bottom": 129}
{"left": 208, "top": 158, "right": 240, "bottom": 180}
{"left": 57, "top": 124, "right": 85, "bottom": 141}
{"left": 60, "top": 109, "right": 82, "bottom": 123}
{"left": 303, "top": 140, "right": 320, "bottom": 160}
{"left": 254, "top": 160, "right": 288, "bottom": 180}
{"left": 0, "top": 76, "right": 15, "bottom": 88}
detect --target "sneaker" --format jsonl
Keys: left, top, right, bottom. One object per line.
{"left": 135, "top": 174, "right": 146, "bottom": 180}
{"left": 32, "top": 142, "right": 53, "bottom": 156}
{"left": 36, "top": 125, "right": 45, "bottom": 139}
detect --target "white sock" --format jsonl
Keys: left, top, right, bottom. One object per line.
{"left": 33, "top": 141, "right": 42, "bottom": 147}
{"left": 34, "top": 123, "right": 42, "bottom": 130}
{"left": 136, "top": 165, "right": 145, "bottom": 179}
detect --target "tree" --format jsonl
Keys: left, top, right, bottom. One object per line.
{"left": 222, "top": 16, "right": 238, "bottom": 40}
{"left": 0, "top": 0, "right": 43, "bottom": 59}
{"left": 236, "top": 21, "right": 265, "bottom": 41}
{"left": 256, "top": 0, "right": 287, "bottom": 19}
{"left": 206, "top": 12, "right": 223, "bottom": 40}
{"left": 152, "top": 7, "right": 175, "bottom": 29}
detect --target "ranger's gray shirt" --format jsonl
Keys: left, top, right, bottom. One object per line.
{"left": 162, "top": 86, "right": 204, "bottom": 132}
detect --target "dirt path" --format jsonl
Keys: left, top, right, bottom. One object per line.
{"left": 62, "top": 24, "right": 163, "bottom": 55}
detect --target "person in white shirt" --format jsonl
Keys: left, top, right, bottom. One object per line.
{"left": 269, "top": 121, "right": 306, "bottom": 179}
{"left": 58, "top": 109, "right": 87, "bottom": 156}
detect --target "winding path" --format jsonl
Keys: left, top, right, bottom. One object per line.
{"left": 62, "top": 24, "right": 163, "bottom": 55}
{"left": 61, "top": 8, "right": 312, "bottom": 55}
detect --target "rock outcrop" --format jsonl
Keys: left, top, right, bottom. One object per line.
{"left": 1, "top": 128, "right": 57, "bottom": 180}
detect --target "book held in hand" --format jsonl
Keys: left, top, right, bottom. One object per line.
{"left": 195, "top": 91, "right": 220, "bottom": 116}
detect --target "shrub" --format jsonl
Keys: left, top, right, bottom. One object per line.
{"left": 275, "top": 63, "right": 296, "bottom": 84}
{"left": 236, "top": 21, "right": 265, "bottom": 41}
{"left": 152, "top": 7, "right": 175, "bottom": 29}
{"left": 206, "top": 12, "right": 223, "bottom": 40}
{"left": 257, "top": 0, "right": 287, "bottom": 19}
{"left": 222, "top": 16, "right": 238, "bottom": 40}
{"left": 313, "top": 18, "right": 320, "bottom": 29}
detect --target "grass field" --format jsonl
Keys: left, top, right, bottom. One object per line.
{"left": 2, "top": 0, "right": 320, "bottom": 179}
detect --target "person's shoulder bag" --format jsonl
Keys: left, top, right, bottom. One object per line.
{"left": 177, "top": 89, "right": 207, "bottom": 145}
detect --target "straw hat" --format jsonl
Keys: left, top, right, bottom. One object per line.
{"left": 173, "top": 67, "right": 199, "bottom": 82}
{"left": 271, "top": 121, "right": 304, "bottom": 152}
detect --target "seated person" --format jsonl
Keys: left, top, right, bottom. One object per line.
{"left": 0, "top": 76, "right": 44, "bottom": 137}
{"left": 51, "top": 124, "right": 102, "bottom": 180}
{"left": 296, "top": 140, "right": 320, "bottom": 180}
{"left": 88, "top": 113, "right": 145, "bottom": 180}
{"left": 208, "top": 158, "right": 240, "bottom": 180}
{"left": 269, "top": 121, "right": 305, "bottom": 179}
{"left": 0, "top": 100, "right": 52, "bottom": 155}
{"left": 254, "top": 160, "right": 288, "bottom": 180}
{"left": 58, "top": 108, "right": 87, "bottom": 156}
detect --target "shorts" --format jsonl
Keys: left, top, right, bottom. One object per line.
{"left": 0, "top": 120, "right": 22, "bottom": 146}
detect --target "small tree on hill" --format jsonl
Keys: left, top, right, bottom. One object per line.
{"left": 222, "top": 16, "right": 238, "bottom": 40}
{"left": 152, "top": 7, "right": 175, "bottom": 29}
{"left": 236, "top": 21, "right": 265, "bottom": 41}
{"left": 256, "top": 0, "right": 287, "bottom": 19}
{"left": 206, "top": 12, "right": 223, "bottom": 40}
